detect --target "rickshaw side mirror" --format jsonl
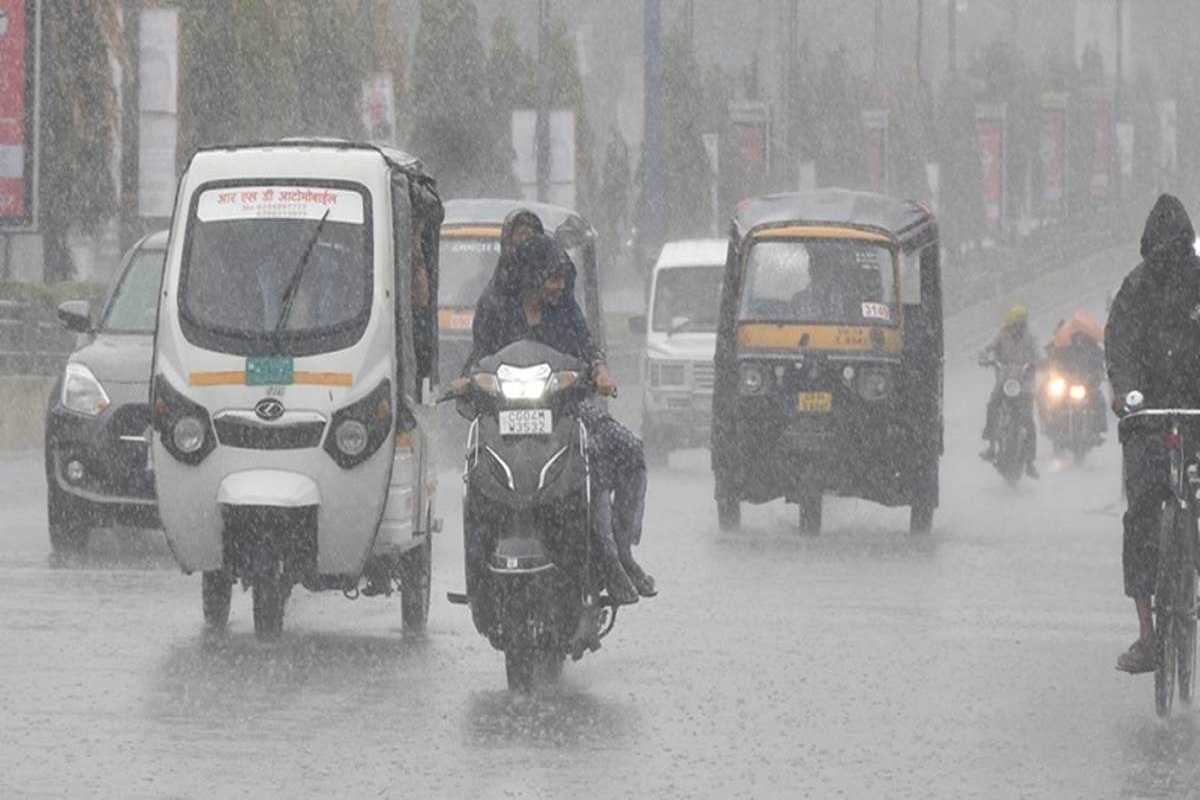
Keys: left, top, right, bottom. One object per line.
{"left": 628, "top": 315, "right": 647, "bottom": 336}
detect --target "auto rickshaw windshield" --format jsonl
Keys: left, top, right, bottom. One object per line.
{"left": 739, "top": 239, "right": 897, "bottom": 326}
{"left": 180, "top": 184, "right": 371, "bottom": 349}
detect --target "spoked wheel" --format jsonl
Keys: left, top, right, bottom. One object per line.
{"left": 1155, "top": 505, "right": 1184, "bottom": 717}
{"left": 797, "top": 489, "right": 823, "bottom": 536}
{"left": 1156, "top": 605, "right": 1177, "bottom": 718}
{"left": 252, "top": 565, "right": 290, "bottom": 641}
{"left": 400, "top": 537, "right": 432, "bottom": 635}
{"left": 201, "top": 571, "right": 233, "bottom": 629}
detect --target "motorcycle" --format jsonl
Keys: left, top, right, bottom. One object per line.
{"left": 982, "top": 360, "right": 1035, "bottom": 485}
{"left": 1039, "top": 370, "right": 1103, "bottom": 462}
{"left": 447, "top": 339, "right": 625, "bottom": 691}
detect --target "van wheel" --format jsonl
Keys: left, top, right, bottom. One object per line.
{"left": 47, "top": 481, "right": 90, "bottom": 555}
{"left": 717, "top": 496, "right": 741, "bottom": 531}
{"left": 252, "top": 569, "right": 289, "bottom": 640}
{"left": 400, "top": 537, "right": 431, "bottom": 635}
{"left": 202, "top": 571, "right": 233, "bottom": 629}
{"left": 798, "top": 490, "right": 823, "bottom": 536}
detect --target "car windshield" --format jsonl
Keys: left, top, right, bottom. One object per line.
{"left": 179, "top": 184, "right": 371, "bottom": 352}
{"left": 652, "top": 265, "right": 723, "bottom": 333}
{"left": 739, "top": 239, "right": 896, "bottom": 325}
{"left": 439, "top": 235, "right": 500, "bottom": 306}
{"left": 102, "top": 246, "right": 165, "bottom": 333}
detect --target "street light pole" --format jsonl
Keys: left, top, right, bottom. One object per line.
{"left": 947, "top": 0, "right": 957, "bottom": 75}
{"left": 915, "top": 0, "right": 924, "bottom": 84}
{"left": 120, "top": 0, "right": 141, "bottom": 254}
{"left": 535, "top": 0, "right": 551, "bottom": 203}
{"left": 640, "top": 0, "right": 664, "bottom": 268}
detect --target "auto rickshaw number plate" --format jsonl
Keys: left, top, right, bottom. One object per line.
{"left": 499, "top": 409, "right": 553, "bottom": 435}
{"left": 797, "top": 392, "right": 833, "bottom": 413}
{"left": 246, "top": 355, "right": 294, "bottom": 386}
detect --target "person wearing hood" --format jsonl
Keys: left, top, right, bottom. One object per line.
{"left": 452, "top": 233, "right": 656, "bottom": 605}
{"left": 1107, "top": 193, "right": 1200, "bottom": 673}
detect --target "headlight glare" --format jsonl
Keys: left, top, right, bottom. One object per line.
{"left": 1047, "top": 377, "right": 1066, "bottom": 399}
{"left": 498, "top": 362, "right": 551, "bottom": 400}
{"left": 61, "top": 363, "right": 110, "bottom": 416}
{"left": 1068, "top": 384, "right": 1087, "bottom": 401}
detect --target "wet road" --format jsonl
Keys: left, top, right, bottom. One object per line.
{"left": 3, "top": 280, "right": 1198, "bottom": 798}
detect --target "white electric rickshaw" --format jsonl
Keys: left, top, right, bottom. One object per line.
{"left": 151, "top": 140, "right": 443, "bottom": 638}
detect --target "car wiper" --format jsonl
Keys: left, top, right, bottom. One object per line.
{"left": 273, "top": 208, "right": 331, "bottom": 335}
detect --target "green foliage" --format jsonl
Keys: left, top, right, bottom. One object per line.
{"left": 659, "top": 23, "right": 711, "bottom": 239}
{"left": 40, "top": 2, "right": 123, "bottom": 281}
{"left": 0, "top": 280, "right": 107, "bottom": 316}
{"left": 598, "top": 127, "right": 632, "bottom": 270}
{"left": 810, "top": 46, "right": 866, "bottom": 189}
{"left": 934, "top": 74, "right": 984, "bottom": 250}
{"left": 411, "top": 0, "right": 508, "bottom": 198}
{"left": 543, "top": 16, "right": 596, "bottom": 213}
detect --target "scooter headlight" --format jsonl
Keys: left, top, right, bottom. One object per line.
{"left": 334, "top": 419, "right": 369, "bottom": 457}
{"left": 497, "top": 363, "right": 552, "bottom": 400}
{"left": 1068, "top": 384, "right": 1087, "bottom": 401}
{"left": 1046, "top": 377, "right": 1067, "bottom": 399}
{"left": 172, "top": 416, "right": 206, "bottom": 454}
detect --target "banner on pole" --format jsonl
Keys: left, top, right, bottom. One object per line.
{"left": 1088, "top": 92, "right": 1113, "bottom": 201}
{"left": 361, "top": 73, "right": 396, "bottom": 145}
{"left": 0, "top": 0, "right": 39, "bottom": 229}
{"left": 1039, "top": 93, "right": 1067, "bottom": 220}
{"left": 976, "top": 103, "right": 1006, "bottom": 236}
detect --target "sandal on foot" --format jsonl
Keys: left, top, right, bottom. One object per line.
{"left": 1116, "top": 639, "right": 1155, "bottom": 674}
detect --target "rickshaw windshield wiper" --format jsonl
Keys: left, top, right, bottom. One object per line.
{"left": 273, "top": 208, "right": 331, "bottom": 335}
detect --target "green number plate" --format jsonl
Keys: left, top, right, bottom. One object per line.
{"left": 246, "top": 355, "right": 294, "bottom": 386}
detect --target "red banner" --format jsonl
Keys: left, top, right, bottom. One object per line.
{"left": 1090, "top": 97, "right": 1112, "bottom": 200}
{"left": 977, "top": 114, "right": 1004, "bottom": 234}
{"left": 0, "top": 0, "right": 29, "bottom": 223}
{"left": 1039, "top": 103, "right": 1066, "bottom": 219}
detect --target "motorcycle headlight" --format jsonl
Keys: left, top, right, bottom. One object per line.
{"left": 172, "top": 416, "right": 206, "bottom": 454}
{"left": 497, "top": 363, "right": 551, "bottom": 400}
{"left": 1046, "top": 377, "right": 1067, "bottom": 399}
{"left": 334, "top": 419, "right": 369, "bottom": 456}
{"left": 61, "top": 363, "right": 110, "bottom": 416}
{"left": 855, "top": 366, "right": 891, "bottom": 402}
{"left": 739, "top": 363, "right": 765, "bottom": 395}
{"left": 1068, "top": 384, "right": 1087, "bottom": 401}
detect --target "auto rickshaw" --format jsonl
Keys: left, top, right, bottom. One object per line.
{"left": 437, "top": 199, "right": 604, "bottom": 385}
{"left": 151, "top": 140, "right": 443, "bottom": 638}
{"left": 711, "top": 189, "right": 943, "bottom": 534}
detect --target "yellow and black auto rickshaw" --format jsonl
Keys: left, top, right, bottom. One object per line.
{"left": 437, "top": 199, "right": 604, "bottom": 385}
{"left": 710, "top": 189, "right": 943, "bottom": 534}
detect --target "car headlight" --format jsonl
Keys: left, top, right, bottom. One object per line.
{"left": 497, "top": 363, "right": 551, "bottom": 400}
{"left": 650, "top": 360, "right": 687, "bottom": 389}
{"left": 739, "top": 363, "right": 765, "bottom": 394}
{"left": 334, "top": 419, "right": 369, "bottom": 456}
{"left": 172, "top": 416, "right": 206, "bottom": 454}
{"left": 855, "top": 366, "right": 891, "bottom": 401}
{"left": 61, "top": 363, "right": 110, "bottom": 416}
{"left": 1046, "top": 377, "right": 1067, "bottom": 399}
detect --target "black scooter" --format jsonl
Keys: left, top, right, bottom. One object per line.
{"left": 447, "top": 340, "right": 623, "bottom": 691}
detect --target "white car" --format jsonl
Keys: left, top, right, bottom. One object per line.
{"left": 632, "top": 239, "right": 727, "bottom": 462}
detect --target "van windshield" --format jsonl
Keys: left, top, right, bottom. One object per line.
{"left": 652, "top": 265, "right": 723, "bottom": 333}
{"left": 739, "top": 240, "right": 896, "bottom": 325}
{"left": 439, "top": 235, "right": 499, "bottom": 306}
{"left": 178, "top": 184, "right": 372, "bottom": 355}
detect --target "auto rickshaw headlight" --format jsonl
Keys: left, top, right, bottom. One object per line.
{"left": 172, "top": 416, "right": 206, "bottom": 454}
{"left": 334, "top": 419, "right": 369, "bottom": 457}
{"left": 855, "top": 366, "right": 891, "bottom": 402}
{"left": 739, "top": 363, "right": 765, "bottom": 394}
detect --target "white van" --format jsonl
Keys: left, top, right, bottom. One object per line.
{"left": 634, "top": 239, "right": 727, "bottom": 461}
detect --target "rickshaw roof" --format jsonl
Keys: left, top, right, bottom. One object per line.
{"left": 734, "top": 189, "right": 934, "bottom": 242}
{"left": 442, "top": 199, "right": 596, "bottom": 240}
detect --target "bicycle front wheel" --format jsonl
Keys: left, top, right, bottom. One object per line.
{"left": 1156, "top": 504, "right": 1185, "bottom": 717}
{"left": 1177, "top": 510, "right": 1198, "bottom": 704}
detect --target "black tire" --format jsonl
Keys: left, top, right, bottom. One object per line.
{"left": 797, "top": 490, "right": 823, "bottom": 536}
{"left": 717, "top": 496, "right": 741, "bottom": 531}
{"left": 505, "top": 648, "right": 536, "bottom": 692}
{"left": 202, "top": 571, "right": 233, "bottom": 629}
{"left": 910, "top": 459, "right": 938, "bottom": 535}
{"left": 252, "top": 570, "right": 289, "bottom": 640}
{"left": 47, "top": 481, "right": 90, "bottom": 555}
{"left": 1156, "top": 609, "right": 1176, "bottom": 718}
{"left": 400, "top": 537, "right": 432, "bottom": 635}
{"left": 1178, "top": 569, "right": 1197, "bottom": 704}
{"left": 642, "top": 419, "right": 669, "bottom": 468}
{"left": 1155, "top": 505, "right": 1183, "bottom": 717}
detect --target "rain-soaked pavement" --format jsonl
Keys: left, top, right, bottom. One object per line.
{"left": 2, "top": 278, "right": 1198, "bottom": 798}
